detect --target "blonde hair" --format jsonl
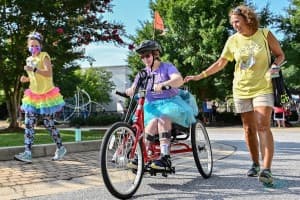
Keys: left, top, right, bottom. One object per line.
{"left": 229, "top": 5, "right": 259, "bottom": 31}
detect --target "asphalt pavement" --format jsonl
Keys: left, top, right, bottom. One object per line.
{"left": 0, "top": 126, "right": 299, "bottom": 200}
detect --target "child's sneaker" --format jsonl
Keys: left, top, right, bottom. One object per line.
{"left": 259, "top": 169, "right": 273, "bottom": 185}
{"left": 14, "top": 151, "right": 32, "bottom": 163}
{"left": 247, "top": 162, "right": 260, "bottom": 177}
{"left": 52, "top": 146, "right": 67, "bottom": 161}
{"left": 150, "top": 155, "right": 172, "bottom": 170}
{"left": 127, "top": 156, "right": 138, "bottom": 169}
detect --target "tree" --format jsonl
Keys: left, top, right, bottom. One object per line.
{"left": 128, "top": 0, "right": 244, "bottom": 101}
{"left": 127, "top": 0, "right": 277, "bottom": 102}
{"left": 74, "top": 67, "right": 115, "bottom": 104}
{"left": 0, "top": 0, "right": 125, "bottom": 129}
{"left": 277, "top": 0, "right": 300, "bottom": 90}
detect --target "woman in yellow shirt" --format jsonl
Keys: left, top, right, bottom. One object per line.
{"left": 185, "top": 5, "right": 285, "bottom": 186}
{"left": 14, "top": 31, "right": 66, "bottom": 163}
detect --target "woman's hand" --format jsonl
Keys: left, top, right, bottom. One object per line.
{"left": 270, "top": 64, "right": 280, "bottom": 78}
{"left": 184, "top": 75, "right": 198, "bottom": 83}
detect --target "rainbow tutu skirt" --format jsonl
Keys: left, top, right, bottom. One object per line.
{"left": 21, "top": 87, "right": 65, "bottom": 115}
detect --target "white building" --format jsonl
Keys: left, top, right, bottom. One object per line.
{"left": 100, "top": 65, "right": 132, "bottom": 112}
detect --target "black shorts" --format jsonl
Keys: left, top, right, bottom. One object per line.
{"left": 274, "top": 113, "right": 284, "bottom": 119}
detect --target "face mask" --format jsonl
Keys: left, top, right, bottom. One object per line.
{"left": 28, "top": 46, "right": 41, "bottom": 55}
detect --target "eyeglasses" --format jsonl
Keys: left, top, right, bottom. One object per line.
{"left": 140, "top": 54, "right": 151, "bottom": 59}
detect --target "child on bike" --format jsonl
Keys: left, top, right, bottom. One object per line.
{"left": 126, "top": 40, "right": 197, "bottom": 170}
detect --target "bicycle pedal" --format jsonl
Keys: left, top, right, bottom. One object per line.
{"left": 151, "top": 167, "right": 175, "bottom": 174}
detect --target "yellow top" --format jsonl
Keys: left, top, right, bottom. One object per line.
{"left": 221, "top": 28, "right": 273, "bottom": 99}
{"left": 26, "top": 52, "right": 54, "bottom": 94}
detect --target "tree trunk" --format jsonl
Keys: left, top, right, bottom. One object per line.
{"left": 6, "top": 97, "right": 19, "bottom": 128}
{"left": 4, "top": 77, "right": 22, "bottom": 130}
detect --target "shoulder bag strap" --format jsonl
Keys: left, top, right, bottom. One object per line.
{"left": 261, "top": 29, "right": 271, "bottom": 66}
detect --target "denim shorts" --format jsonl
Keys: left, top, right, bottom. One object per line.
{"left": 234, "top": 93, "right": 274, "bottom": 113}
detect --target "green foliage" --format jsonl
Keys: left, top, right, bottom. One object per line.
{"left": 69, "top": 113, "right": 121, "bottom": 126}
{"left": 0, "top": 130, "right": 105, "bottom": 147}
{"left": 278, "top": 0, "right": 300, "bottom": 90}
{"left": 128, "top": 0, "right": 243, "bottom": 101}
{"left": 282, "top": 65, "right": 300, "bottom": 90}
{"left": 74, "top": 67, "right": 115, "bottom": 103}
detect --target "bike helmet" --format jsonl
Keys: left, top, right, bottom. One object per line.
{"left": 135, "top": 40, "right": 162, "bottom": 54}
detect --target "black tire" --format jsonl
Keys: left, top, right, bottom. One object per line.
{"left": 100, "top": 122, "right": 144, "bottom": 199}
{"left": 191, "top": 120, "right": 213, "bottom": 178}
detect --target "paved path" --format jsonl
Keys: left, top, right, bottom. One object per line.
{"left": 0, "top": 141, "right": 232, "bottom": 200}
{"left": 1, "top": 125, "right": 299, "bottom": 199}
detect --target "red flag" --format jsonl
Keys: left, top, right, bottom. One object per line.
{"left": 154, "top": 11, "right": 164, "bottom": 31}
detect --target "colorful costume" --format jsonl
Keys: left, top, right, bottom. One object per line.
{"left": 21, "top": 52, "right": 64, "bottom": 114}
{"left": 21, "top": 52, "right": 65, "bottom": 152}
{"left": 134, "top": 62, "right": 198, "bottom": 128}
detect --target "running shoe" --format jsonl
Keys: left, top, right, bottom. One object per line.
{"left": 14, "top": 151, "right": 32, "bottom": 163}
{"left": 247, "top": 162, "right": 260, "bottom": 177}
{"left": 127, "top": 156, "right": 138, "bottom": 169}
{"left": 52, "top": 146, "right": 67, "bottom": 161}
{"left": 150, "top": 155, "right": 172, "bottom": 170}
{"left": 259, "top": 169, "right": 273, "bottom": 185}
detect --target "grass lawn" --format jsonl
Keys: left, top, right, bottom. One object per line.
{"left": 0, "top": 129, "right": 105, "bottom": 147}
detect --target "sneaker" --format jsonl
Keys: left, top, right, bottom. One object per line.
{"left": 150, "top": 155, "right": 172, "bottom": 170}
{"left": 14, "top": 151, "right": 32, "bottom": 163}
{"left": 52, "top": 146, "right": 67, "bottom": 161}
{"left": 259, "top": 169, "right": 273, "bottom": 185}
{"left": 247, "top": 162, "right": 260, "bottom": 177}
{"left": 127, "top": 156, "right": 138, "bottom": 169}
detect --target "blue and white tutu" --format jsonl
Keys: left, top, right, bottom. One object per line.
{"left": 144, "top": 90, "right": 198, "bottom": 127}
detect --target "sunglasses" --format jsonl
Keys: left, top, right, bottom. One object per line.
{"left": 140, "top": 54, "right": 152, "bottom": 59}
{"left": 233, "top": 8, "right": 244, "bottom": 17}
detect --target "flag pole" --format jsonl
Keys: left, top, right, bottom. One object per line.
{"left": 153, "top": 12, "right": 156, "bottom": 40}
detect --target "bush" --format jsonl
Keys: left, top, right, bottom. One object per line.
{"left": 69, "top": 112, "right": 121, "bottom": 126}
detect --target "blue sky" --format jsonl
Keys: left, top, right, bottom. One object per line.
{"left": 80, "top": 0, "right": 290, "bottom": 67}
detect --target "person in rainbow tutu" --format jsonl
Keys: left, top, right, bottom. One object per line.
{"left": 14, "top": 31, "right": 66, "bottom": 163}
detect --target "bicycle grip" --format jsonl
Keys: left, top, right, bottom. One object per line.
{"left": 150, "top": 85, "right": 172, "bottom": 91}
{"left": 116, "top": 91, "right": 129, "bottom": 98}
{"left": 162, "top": 85, "right": 171, "bottom": 90}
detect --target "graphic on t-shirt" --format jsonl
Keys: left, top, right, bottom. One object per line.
{"left": 239, "top": 41, "right": 261, "bottom": 70}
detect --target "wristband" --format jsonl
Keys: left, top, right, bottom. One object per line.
{"left": 33, "top": 67, "right": 38, "bottom": 73}
{"left": 201, "top": 71, "right": 208, "bottom": 78}
{"left": 271, "top": 64, "right": 279, "bottom": 69}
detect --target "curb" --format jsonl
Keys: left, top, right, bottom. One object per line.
{"left": 0, "top": 140, "right": 102, "bottom": 161}
{"left": 0, "top": 140, "right": 235, "bottom": 162}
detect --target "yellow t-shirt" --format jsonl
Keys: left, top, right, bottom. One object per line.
{"left": 26, "top": 52, "right": 54, "bottom": 94}
{"left": 221, "top": 28, "right": 273, "bottom": 99}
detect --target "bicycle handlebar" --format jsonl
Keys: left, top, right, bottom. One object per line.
{"left": 116, "top": 85, "right": 172, "bottom": 98}
{"left": 116, "top": 91, "right": 129, "bottom": 98}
